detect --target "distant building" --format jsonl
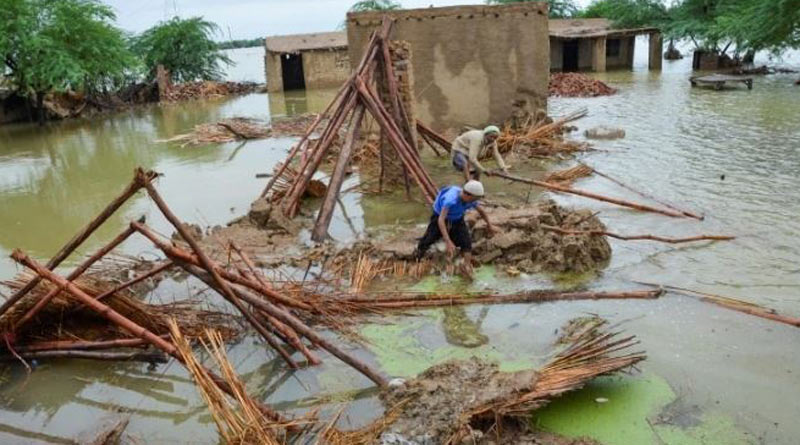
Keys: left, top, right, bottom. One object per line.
{"left": 264, "top": 31, "right": 350, "bottom": 93}
{"left": 549, "top": 19, "right": 662, "bottom": 72}
{"left": 347, "top": 3, "right": 550, "bottom": 131}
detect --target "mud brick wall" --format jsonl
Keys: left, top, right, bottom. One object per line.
{"left": 347, "top": 3, "right": 550, "bottom": 133}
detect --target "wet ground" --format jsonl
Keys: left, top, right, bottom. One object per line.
{"left": 0, "top": 42, "right": 799, "bottom": 443}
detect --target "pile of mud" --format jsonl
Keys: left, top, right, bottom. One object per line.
{"left": 376, "top": 358, "right": 600, "bottom": 445}
{"left": 348, "top": 199, "right": 611, "bottom": 275}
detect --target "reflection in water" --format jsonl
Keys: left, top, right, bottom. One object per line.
{"left": 267, "top": 88, "right": 338, "bottom": 119}
{"left": 442, "top": 306, "right": 490, "bottom": 348}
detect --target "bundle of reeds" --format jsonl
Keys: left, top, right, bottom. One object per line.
{"left": 170, "top": 322, "right": 291, "bottom": 445}
{"left": 160, "top": 117, "right": 270, "bottom": 147}
{"left": 543, "top": 164, "right": 594, "bottom": 185}
{"left": 496, "top": 108, "right": 590, "bottom": 158}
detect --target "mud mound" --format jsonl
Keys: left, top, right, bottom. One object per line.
{"left": 339, "top": 199, "right": 611, "bottom": 275}
{"left": 549, "top": 73, "right": 616, "bottom": 97}
{"left": 380, "top": 358, "right": 537, "bottom": 443}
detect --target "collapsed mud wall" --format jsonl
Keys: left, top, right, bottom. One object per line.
{"left": 347, "top": 3, "right": 550, "bottom": 132}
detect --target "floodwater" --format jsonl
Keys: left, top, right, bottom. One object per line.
{"left": 0, "top": 41, "right": 798, "bottom": 443}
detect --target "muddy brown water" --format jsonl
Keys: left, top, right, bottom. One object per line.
{"left": 0, "top": 45, "right": 798, "bottom": 443}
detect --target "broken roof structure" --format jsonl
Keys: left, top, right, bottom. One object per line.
{"left": 549, "top": 18, "right": 662, "bottom": 72}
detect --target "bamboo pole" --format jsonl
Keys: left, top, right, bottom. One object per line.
{"left": 227, "top": 243, "right": 321, "bottom": 366}
{"left": 0, "top": 350, "right": 168, "bottom": 363}
{"left": 15, "top": 337, "right": 157, "bottom": 352}
{"left": 584, "top": 164, "right": 704, "bottom": 220}
{"left": 93, "top": 260, "right": 174, "bottom": 302}
{"left": 492, "top": 171, "right": 688, "bottom": 218}
{"left": 341, "top": 289, "right": 663, "bottom": 309}
{"left": 636, "top": 281, "right": 800, "bottom": 328}
{"left": 0, "top": 171, "right": 154, "bottom": 318}
{"left": 184, "top": 263, "right": 388, "bottom": 387}
{"left": 13, "top": 225, "right": 138, "bottom": 332}
{"left": 137, "top": 175, "right": 298, "bottom": 368}
{"left": 356, "top": 80, "right": 437, "bottom": 203}
{"left": 541, "top": 225, "right": 735, "bottom": 244}
{"left": 10, "top": 249, "right": 286, "bottom": 423}
{"left": 131, "top": 222, "right": 311, "bottom": 311}
{"left": 416, "top": 120, "right": 451, "bottom": 153}
{"left": 312, "top": 105, "right": 366, "bottom": 242}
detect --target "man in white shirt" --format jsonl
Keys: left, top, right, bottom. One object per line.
{"left": 451, "top": 125, "right": 508, "bottom": 182}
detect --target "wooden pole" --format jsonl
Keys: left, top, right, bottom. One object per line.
{"left": 183, "top": 263, "right": 388, "bottom": 387}
{"left": 585, "top": 164, "right": 704, "bottom": 220}
{"left": 15, "top": 337, "right": 157, "bottom": 352}
{"left": 311, "top": 104, "right": 366, "bottom": 242}
{"left": 0, "top": 171, "right": 154, "bottom": 317}
{"left": 492, "top": 171, "right": 688, "bottom": 218}
{"left": 540, "top": 225, "right": 735, "bottom": 244}
{"left": 416, "top": 120, "right": 451, "bottom": 153}
{"left": 10, "top": 249, "right": 287, "bottom": 423}
{"left": 131, "top": 222, "right": 311, "bottom": 311}
{"left": 13, "top": 225, "right": 137, "bottom": 332}
{"left": 341, "top": 289, "right": 663, "bottom": 309}
{"left": 0, "top": 350, "right": 168, "bottom": 363}
{"left": 93, "top": 260, "right": 174, "bottom": 302}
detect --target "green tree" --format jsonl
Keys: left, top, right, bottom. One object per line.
{"left": 131, "top": 17, "right": 232, "bottom": 83}
{"left": 0, "top": 0, "right": 135, "bottom": 124}
{"left": 486, "top": 0, "right": 579, "bottom": 18}
{"left": 581, "top": 0, "right": 670, "bottom": 28}
{"left": 715, "top": 0, "right": 800, "bottom": 55}
{"left": 349, "top": 0, "right": 402, "bottom": 12}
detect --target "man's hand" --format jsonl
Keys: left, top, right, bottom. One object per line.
{"left": 483, "top": 170, "right": 493, "bottom": 177}
{"left": 445, "top": 240, "right": 457, "bottom": 257}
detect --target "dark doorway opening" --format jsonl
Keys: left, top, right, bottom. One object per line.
{"left": 281, "top": 53, "right": 305, "bottom": 90}
{"left": 563, "top": 40, "right": 579, "bottom": 71}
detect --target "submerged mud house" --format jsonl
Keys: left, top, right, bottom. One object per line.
{"left": 549, "top": 18, "right": 662, "bottom": 72}
{"left": 264, "top": 31, "right": 350, "bottom": 93}
{"left": 347, "top": 3, "right": 550, "bottom": 130}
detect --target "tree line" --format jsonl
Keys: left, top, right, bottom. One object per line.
{"left": 0, "top": 0, "right": 235, "bottom": 123}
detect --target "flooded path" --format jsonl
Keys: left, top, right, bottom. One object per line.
{"left": 0, "top": 43, "right": 799, "bottom": 443}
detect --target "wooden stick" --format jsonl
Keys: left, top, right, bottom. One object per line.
{"left": 312, "top": 104, "right": 366, "bottom": 242}
{"left": 584, "top": 164, "right": 704, "bottom": 220}
{"left": 13, "top": 225, "right": 137, "bottom": 332}
{"left": 0, "top": 350, "right": 168, "bottom": 363}
{"left": 0, "top": 171, "right": 154, "bottom": 318}
{"left": 228, "top": 242, "right": 322, "bottom": 366}
{"left": 15, "top": 337, "right": 157, "bottom": 352}
{"left": 341, "top": 289, "right": 663, "bottom": 309}
{"left": 492, "top": 171, "right": 689, "bottom": 218}
{"left": 93, "top": 260, "right": 174, "bottom": 302}
{"left": 416, "top": 120, "right": 451, "bottom": 153}
{"left": 132, "top": 222, "right": 311, "bottom": 311}
{"left": 10, "top": 249, "right": 287, "bottom": 423}
{"left": 541, "top": 225, "right": 735, "bottom": 244}
{"left": 182, "top": 263, "right": 388, "bottom": 387}
{"left": 635, "top": 281, "right": 800, "bottom": 328}
{"left": 138, "top": 171, "right": 298, "bottom": 368}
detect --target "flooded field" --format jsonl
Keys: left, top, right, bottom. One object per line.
{"left": 0, "top": 42, "right": 798, "bottom": 443}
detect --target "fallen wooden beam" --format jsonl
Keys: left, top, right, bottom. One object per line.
{"left": 541, "top": 225, "right": 735, "bottom": 244}
{"left": 0, "top": 350, "right": 168, "bottom": 363}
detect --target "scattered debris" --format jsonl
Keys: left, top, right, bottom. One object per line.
{"left": 497, "top": 108, "right": 591, "bottom": 158}
{"left": 161, "top": 81, "right": 260, "bottom": 102}
{"left": 549, "top": 73, "right": 617, "bottom": 97}
{"left": 585, "top": 125, "right": 626, "bottom": 140}
{"left": 544, "top": 164, "right": 594, "bottom": 185}
{"left": 160, "top": 117, "right": 270, "bottom": 147}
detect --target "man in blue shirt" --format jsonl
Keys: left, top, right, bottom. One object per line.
{"left": 414, "top": 180, "right": 497, "bottom": 277}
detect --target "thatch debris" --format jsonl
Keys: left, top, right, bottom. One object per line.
{"left": 160, "top": 117, "right": 270, "bottom": 147}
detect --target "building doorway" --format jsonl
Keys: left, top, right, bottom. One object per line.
{"left": 281, "top": 53, "right": 305, "bottom": 90}
{"left": 563, "top": 40, "right": 579, "bottom": 71}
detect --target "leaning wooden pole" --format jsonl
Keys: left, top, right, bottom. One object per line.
{"left": 12, "top": 225, "right": 138, "bottom": 333}
{"left": 184, "top": 263, "right": 388, "bottom": 387}
{"left": 493, "top": 171, "right": 689, "bottom": 218}
{"left": 585, "top": 164, "right": 704, "bottom": 220}
{"left": 9, "top": 250, "right": 286, "bottom": 423}
{"left": 311, "top": 104, "right": 366, "bottom": 242}
{"left": 0, "top": 171, "right": 153, "bottom": 317}
{"left": 540, "top": 225, "right": 735, "bottom": 244}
